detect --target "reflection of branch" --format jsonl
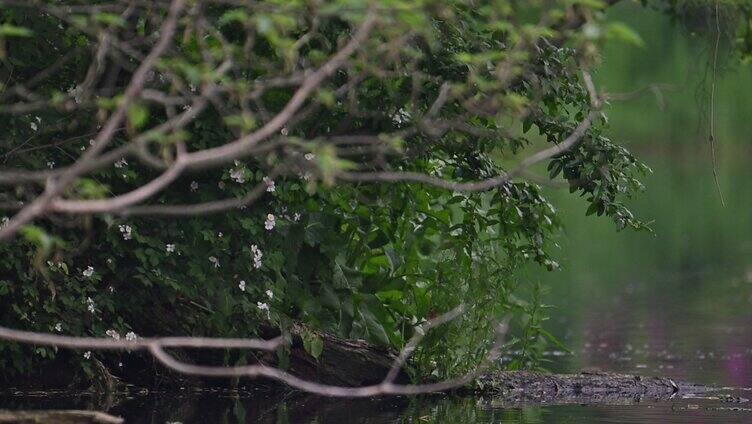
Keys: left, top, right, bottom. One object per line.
{"left": 0, "top": 308, "right": 509, "bottom": 398}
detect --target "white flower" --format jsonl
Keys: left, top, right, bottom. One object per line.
{"left": 114, "top": 158, "right": 128, "bottom": 168}
{"left": 280, "top": 127, "right": 289, "bottom": 136}
{"left": 218, "top": 181, "right": 225, "bottom": 189}
{"left": 46, "top": 161, "right": 55, "bottom": 169}
{"left": 182, "top": 104, "right": 192, "bottom": 112}
{"left": 82, "top": 266, "right": 94, "bottom": 278}
{"left": 68, "top": 86, "right": 82, "bottom": 103}
{"left": 209, "top": 256, "right": 220, "bottom": 268}
{"left": 264, "top": 214, "right": 276, "bottom": 230}
{"left": 190, "top": 181, "right": 199, "bottom": 191}
{"left": 392, "top": 107, "right": 411, "bottom": 124}
{"left": 189, "top": 83, "right": 197, "bottom": 92}
{"left": 30, "top": 122, "right": 38, "bottom": 131}
{"left": 118, "top": 224, "right": 132, "bottom": 240}
{"left": 125, "top": 331, "right": 137, "bottom": 341}
{"left": 230, "top": 168, "right": 246, "bottom": 183}
{"left": 302, "top": 172, "right": 312, "bottom": 181}
{"left": 305, "top": 153, "right": 315, "bottom": 161}
{"left": 293, "top": 212, "right": 301, "bottom": 222}
{"left": 108, "top": 286, "right": 115, "bottom": 293}
{"left": 238, "top": 280, "right": 246, "bottom": 291}
{"left": 86, "top": 297, "right": 96, "bottom": 313}
{"left": 54, "top": 322, "right": 62, "bottom": 332}
{"left": 166, "top": 243, "right": 176, "bottom": 253}
{"left": 250, "top": 244, "right": 263, "bottom": 269}
{"left": 106, "top": 329, "right": 120, "bottom": 340}
{"left": 1, "top": 217, "right": 8, "bottom": 228}
{"left": 218, "top": 232, "right": 223, "bottom": 238}
{"left": 265, "top": 289, "right": 273, "bottom": 299}
{"left": 263, "top": 176, "right": 275, "bottom": 192}
{"left": 83, "top": 351, "right": 91, "bottom": 359}
{"left": 257, "top": 302, "right": 270, "bottom": 318}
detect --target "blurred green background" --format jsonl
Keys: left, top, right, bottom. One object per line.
{"left": 532, "top": 0, "right": 752, "bottom": 385}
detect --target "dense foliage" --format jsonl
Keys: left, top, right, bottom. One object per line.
{"left": 0, "top": 0, "right": 748, "bottom": 386}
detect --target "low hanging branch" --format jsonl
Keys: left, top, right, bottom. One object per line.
{"left": 0, "top": 306, "right": 515, "bottom": 398}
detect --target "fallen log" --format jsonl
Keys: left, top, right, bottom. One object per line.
{"left": 474, "top": 370, "right": 714, "bottom": 406}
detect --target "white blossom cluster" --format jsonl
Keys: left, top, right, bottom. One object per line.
{"left": 85, "top": 297, "right": 96, "bottom": 314}
{"left": 82, "top": 266, "right": 94, "bottom": 278}
{"left": 256, "top": 289, "right": 274, "bottom": 318}
{"left": 118, "top": 224, "right": 132, "bottom": 240}
{"left": 30, "top": 116, "right": 41, "bottom": 131}
{"left": 250, "top": 244, "right": 262, "bottom": 269}
{"left": 264, "top": 214, "right": 276, "bottom": 230}
{"left": 230, "top": 167, "right": 246, "bottom": 183}
{"left": 257, "top": 301, "right": 270, "bottom": 318}
{"left": 263, "top": 176, "right": 275, "bottom": 192}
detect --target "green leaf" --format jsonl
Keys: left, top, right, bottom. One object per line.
{"left": 606, "top": 22, "right": 644, "bottom": 47}
{"left": 93, "top": 13, "right": 126, "bottom": 27}
{"left": 127, "top": 103, "right": 149, "bottom": 129}
{"left": 218, "top": 9, "right": 249, "bottom": 26}
{"left": 301, "top": 330, "right": 324, "bottom": 360}
{"left": 19, "top": 225, "right": 51, "bottom": 251}
{"left": 0, "top": 24, "right": 32, "bottom": 37}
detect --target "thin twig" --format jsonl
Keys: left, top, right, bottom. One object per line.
{"left": 708, "top": 1, "right": 725, "bottom": 206}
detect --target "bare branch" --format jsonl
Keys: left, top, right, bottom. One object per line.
{"left": 0, "top": 325, "right": 282, "bottom": 351}
{"left": 181, "top": 11, "right": 378, "bottom": 170}
{"left": 337, "top": 110, "right": 598, "bottom": 192}
{"left": 0, "top": 309, "right": 509, "bottom": 398}
{"left": 384, "top": 304, "right": 465, "bottom": 384}
{"left": 0, "top": 0, "right": 187, "bottom": 241}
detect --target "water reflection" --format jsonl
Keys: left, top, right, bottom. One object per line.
{"left": 5, "top": 387, "right": 752, "bottom": 423}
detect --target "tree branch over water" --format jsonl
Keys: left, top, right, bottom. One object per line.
{"left": 0, "top": 0, "right": 695, "bottom": 394}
